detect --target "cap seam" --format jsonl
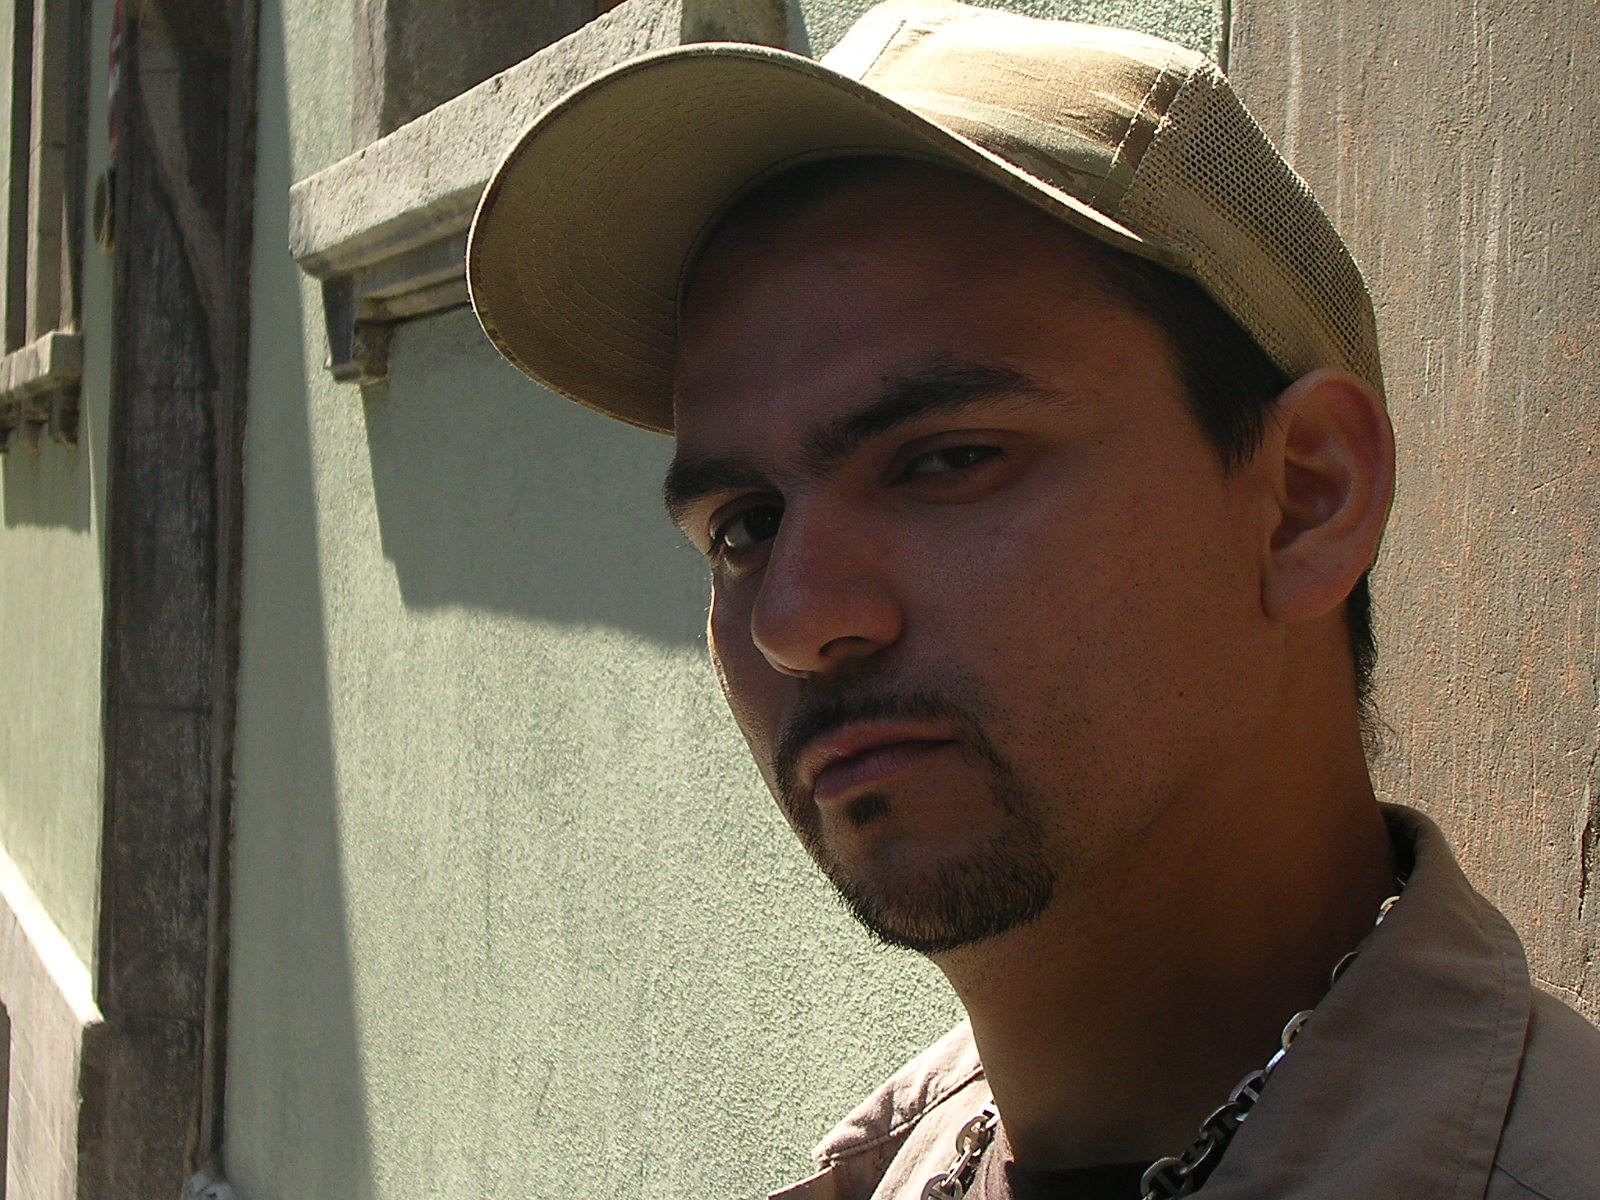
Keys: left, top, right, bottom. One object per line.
{"left": 1089, "top": 46, "right": 1186, "bottom": 213}
{"left": 1113, "top": 55, "right": 1207, "bottom": 220}
{"left": 850, "top": 15, "right": 909, "bottom": 82}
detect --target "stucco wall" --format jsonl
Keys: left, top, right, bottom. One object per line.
{"left": 0, "top": 444, "right": 104, "bottom": 965}
{"left": 1231, "top": 0, "right": 1600, "bottom": 1020}
{"left": 0, "top": 0, "right": 119, "bottom": 1192}
{"left": 226, "top": 0, "right": 1220, "bottom": 1196}
{"left": 0, "top": 0, "right": 116, "bottom": 968}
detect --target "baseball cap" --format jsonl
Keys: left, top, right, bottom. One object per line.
{"left": 467, "top": 0, "right": 1383, "bottom": 433}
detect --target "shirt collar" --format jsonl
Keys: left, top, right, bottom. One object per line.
{"left": 1199, "top": 804, "right": 1530, "bottom": 1200}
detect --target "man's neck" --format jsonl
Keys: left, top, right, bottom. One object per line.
{"left": 934, "top": 773, "right": 1398, "bottom": 1171}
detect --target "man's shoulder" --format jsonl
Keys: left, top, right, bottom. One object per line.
{"left": 813, "top": 1019, "right": 985, "bottom": 1164}
{"left": 772, "top": 1022, "right": 990, "bottom": 1200}
{"left": 1488, "top": 988, "right": 1600, "bottom": 1200}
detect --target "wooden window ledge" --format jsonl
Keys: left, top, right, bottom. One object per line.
{"left": 289, "top": 0, "right": 789, "bottom": 386}
{"left": 0, "top": 329, "right": 82, "bottom": 450}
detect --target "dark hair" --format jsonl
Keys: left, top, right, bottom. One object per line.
{"left": 1091, "top": 248, "right": 1377, "bottom": 721}
{"left": 695, "top": 155, "right": 1377, "bottom": 719}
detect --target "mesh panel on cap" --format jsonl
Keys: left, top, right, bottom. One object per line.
{"left": 1119, "top": 63, "right": 1384, "bottom": 399}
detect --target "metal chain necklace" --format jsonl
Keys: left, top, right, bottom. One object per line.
{"left": 919, "top": 890, "right": 1403, "bottom": 1200}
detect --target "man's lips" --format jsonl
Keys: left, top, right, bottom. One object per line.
{"left": 798, "top": 722, "right": 959, "bottom": 808}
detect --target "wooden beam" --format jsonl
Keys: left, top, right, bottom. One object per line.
{"left": 84, "top": 0, "right": 257, "bottom": 1188}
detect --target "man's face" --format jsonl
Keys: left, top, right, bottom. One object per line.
{"left": 667, "top": 165, "right": 1277, "bottom": 956}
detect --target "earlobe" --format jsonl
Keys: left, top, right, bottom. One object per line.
{"left": 1259, "top": 369, "right": 1395, "bottom": 624}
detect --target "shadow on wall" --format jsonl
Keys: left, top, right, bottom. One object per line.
{"left": 362, "top": 305, "right": 708, "bottom": 649}
{"left": 221, "top": 0, "right": 378, "bottom": 1192}
{"left": 1, "top": 438, "right": 91, "bottom": 531}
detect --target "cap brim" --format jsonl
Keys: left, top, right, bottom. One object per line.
{"left": 467, "top": 41, "right": 1173, "bottom": 433}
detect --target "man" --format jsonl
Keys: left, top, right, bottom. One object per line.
{"left": 466, "top": 2, "right": 1600, "bottom": 1197}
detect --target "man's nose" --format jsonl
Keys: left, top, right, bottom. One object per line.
{"left": 748, "top": 508, "right": 903, "bottom": 678}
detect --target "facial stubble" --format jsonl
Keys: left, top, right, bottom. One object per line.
{"left": 773, "top": 690, "right": 1057, "bottom": 955}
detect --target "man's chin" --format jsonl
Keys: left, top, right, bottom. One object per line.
{"left": 819, "top": 838, "right": 1057, "bottom": 956}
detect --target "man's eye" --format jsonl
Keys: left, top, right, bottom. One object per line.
{"left": 711, "top": 504, "right": 783, "bottom": 554}
{"left": 900, "top": 444, "right": 1002, "bottom": 478}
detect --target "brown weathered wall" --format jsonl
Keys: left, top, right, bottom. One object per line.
{"left": 1231, "top": 1, "right": 1600, "bottom": 1019}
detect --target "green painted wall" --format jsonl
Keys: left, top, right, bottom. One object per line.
{"left": 0, "top": 0, "right": 117, "bottom": 964}
{"left": 225, "top": 0, "right": 1220, "bottom": 1196}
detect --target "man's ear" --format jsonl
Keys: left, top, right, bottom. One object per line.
{"left": 1259, "top": 369, "right": 1395, "bottom": 624}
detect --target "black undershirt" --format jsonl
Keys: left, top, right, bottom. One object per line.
{"left": 1003, "top": 1158, "right": 1150, "bottom": 1200}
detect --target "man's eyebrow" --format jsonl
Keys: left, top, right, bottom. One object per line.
{"left": 802, "top": 359, "right": 1054, "bottom": 473}
{"left": 662, "top": 452, "right": 778, "bottom": 528}
{"left": 661, "top": 359, "right": 1056, "bottom": 526}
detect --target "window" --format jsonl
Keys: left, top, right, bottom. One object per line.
{"left": 0, "top": 0, "right": 84, "bottom": 452}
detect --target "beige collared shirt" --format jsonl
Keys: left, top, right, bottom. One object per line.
{"left": 773, "top": 807, "right": 1600, "bottom": 1200}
